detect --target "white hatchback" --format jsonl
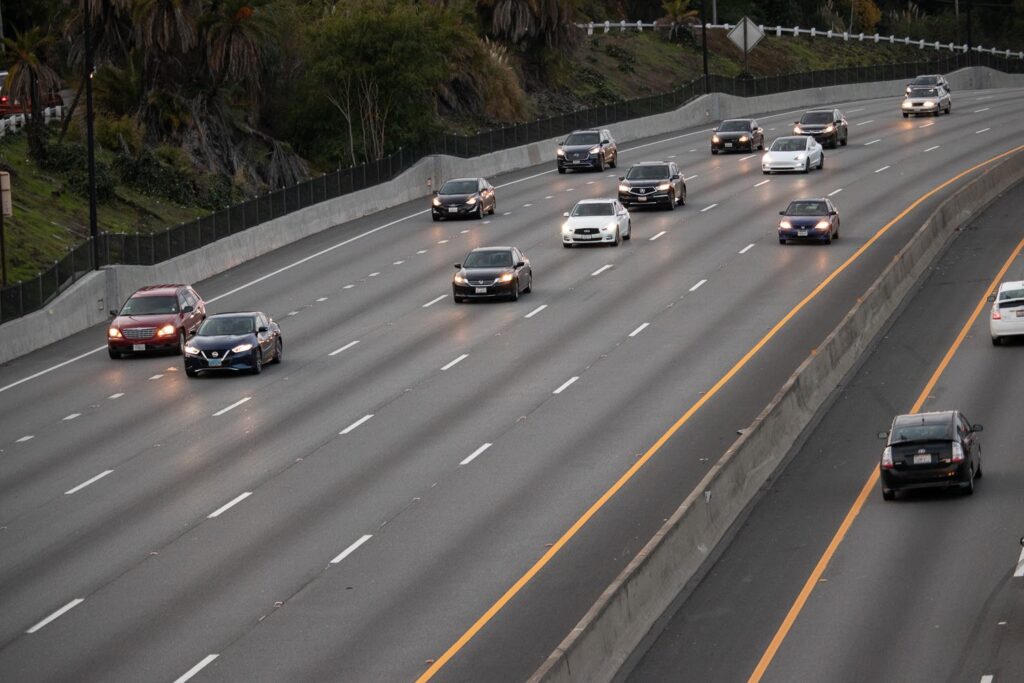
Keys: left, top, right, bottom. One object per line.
{"left": 990, "top": 280, "right": 1024, "bottom": 345}
{"left": 561, "top": 199, "right": 631, "bottom": 247}
{"left": 762, "top": 135, "right": 824, "bottom": 174}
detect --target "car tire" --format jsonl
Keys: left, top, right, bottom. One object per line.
{"left": 251, "top": 349, "right": 263, "bottom": 375}
{"left": 823, "top": 231, "right": 832, "bottom": 245}
{"left": 818, "top": 154, "right": 824, "bottom": 170}
{"left": 176, "top": 330, "right": 186, "bottom": 355}
{"left": 271, "top": 338, "right": 283, "bottom": 364}
{"left": 524, "top": 273, "right": 533, "bottom": 293}
{"left": 611, "top": 229, "right": 621, "bottom": 247}
{"left": 831, "top": 134, "right": 839, "bottom": 149}
{"left": 609, "top": 152, "right": 617, "bottom": 169}
{"left": 185, "top": 367, "right": 198, "bottom": 378}
{"left": 763, "top": 170, "right": 770, "bottom": 175}
{"left": 453, "top": 293, "right": 464, "bottom": 303}
{"left": 882, "top": 488, "right": 896, "bottom": 501}
{"left": 108, "top": 346, "right": 121, "bottom": 359}
{"left": 623, "top": 220, "right": 631, "bottom": 240}
{"left": 510, "top": 279, "right": 520, "bottom": 301}
{"left": 562, "top": 243, "right": 572, "bottom": 249}
{"left": 841, "top": 132, "right": 848, "bottom": 146}
{"left": 802, "top": 159, "right": 810, "bottom": 174}
{"left": 476, "top": 204, "right": 484, "bottom": 219}
{"left": 557, "top": 167, "right": 566, "bottom": 174}
{"left": 489, "top": 200, "right": 496, "bottom": 215}
{"left": 991, "top": 336, "right": 1001, "bottom": 346}
{"left": 903, "top": 113, "right": 909, "bottom": 118}
{"left": 963, "top": 467, "right": 975, "bottom": 495}
{"left": 975, "top": 458, "right": 983, "bottom": 479}
{"left": 666, "top": 190, "right": 675, "bottom": 211}
{"left": 834, "top": 224, "right": 840, "bottom": 240}
{"left": 779, "top": 238, "right": 787, "bottom": 245}
{"left": 431, "top": 214, "right": 440, "bottom": 222}
{"left": 597, "top": 155, "right": 605, "bottom": 172}
{"left": 711, "top": 149, "right": 719, "bottom": 155}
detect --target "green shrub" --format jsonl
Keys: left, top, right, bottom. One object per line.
{"left": 43, "top": 142, "right": 116, "bottom": 201}
{"left": 95, "top": 116, "right": 143, "bottom": 154}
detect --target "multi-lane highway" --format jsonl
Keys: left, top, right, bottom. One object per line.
{"left": 626, "top": 169, "right": 1024, "bottom": 683}
{"left": 0, "top": 86, "right": 1022, "bottom": 683}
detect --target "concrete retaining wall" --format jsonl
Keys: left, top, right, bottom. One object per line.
{"left": 527, "top": 149, "right": 1024, "bottom": 683}
{"left": 3, "top": 66, "right": 1023, "bottom": 365}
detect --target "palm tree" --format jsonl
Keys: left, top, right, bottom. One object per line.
{"left": 3, "top": 27, "right": 61, "bottom": 160}
{"left": 132, "top": 0, "right": 198, "bottom": 55}
{"left": 202, "top": 0, "right": 276, "bottom": 89}
{"left": 661, "top": 0, "right": 699, "bottom": 42}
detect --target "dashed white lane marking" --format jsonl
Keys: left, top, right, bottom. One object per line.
{"left": 524, "top": 305, "right": 547, "bottom": 319}
{"left": 392, "top": 260, "right": 405, "bottom": 265}
{"left": 503, "top": 211, "right": 512, "bottom": 216}
{"left": 667, "top": 154, "right": 677, "bottom": 158}
{"left": 739, "top": 243, "right": 755, "bottom": 254}
{"left": 459, "top": 230, "right": 470, "bottom": 234}
{"left": 585, "top": 182, "right": 594, "bottom": 185}
{"left": 975, "top": 107, "right": 991, "bottom": 113}
{"left": 865, "top": 139, "right": 880, "bottom": 146}
{"left": 828, "top": 188, "right": 843, "bottom": 196}
{"left": 739, "top": 154, "right": 756, "bottom": 161}
{"left": 629, "top": 323, "right": 650, "bottom": 337}
{"left": 65, "top": 470, "right": 113, "bottom": 495}
{"left": 16, "top": 435, "right": 34, "bottom": 443}
{"left": 207, "top": 491, "right": 252, "bottom": 519}
{"left": 343, "top": 284, "right": 355, "bottom": 289}
{"left": 847, "top": 107, "right": 865, "bottom": 113}
{"left": 369, "top": 272, "right": 380, "bottom": 277}
{"left": 287, "top": 311, "right": 298, "bottom": 316}
{"left": 441, "top": 354, "right": 468, "bottom": 371}
{"left": 422, "top": 294, "right": 446, "bottom": 308}
{"left": 340, "top": 414, "right": 374, "bottom": 435}
{"left": 460, "top": 443, "right": 492, "bottom": 466}
{"left": 108, "top": 393, "right": 124, "bottom": 399}
{"left": 173, "top": 655, "right": 219, "bottom": 683}
{"left": 316, "top": 296, "right": 329, "bottom": 301}
{"left": 700, "top": 204, "right": 718, "bottom": 212}
{"left": 566, "top": 188, "right": 575, "bottom": 192}
{"left": 553, "top": 377, "right": 579, "bottom": 394}
{"left": 874, "top": 165, "right": 890, "bottom": 173}
{"left": 328, "top": 340, "right": 360, "bottom": 357}
{"left": 650, "top": 230, "right": 667, "bottom": 241}
{"left": 482, "top": 220, "right": 491, "bottom": 225}
{"left": 438, "top": 239, "right": 449, "bottom": 244}
{"left": 689, "top": 279, "right": 707, "bottom": 292}
{"left": 1014, "top": 544, "right": 1024, "bottom": 577}
{"left": 524, "top": 203, "right": 534, "bottom": 207}
{"left": 976, "top": 95, "right": 992, "bottom": 101}
{"left": 925, "top": 145, "right": 941, "bottom": 152}
{"left": 855, "top": 120, "right": 874, "bottom": 126}
{"left": 26, "top": 599, "right": 84, "bottom": 634}
{"left": 213, "top": 397, "right": 251, "bottom": 417}
{"left": 545, "top": 195, "right": 553, "bottom": 199}
{"left": 689, "top": 148, "right": 697, "bottom": 152}
{"left": 684, "top": 174, "right": 698, "bottom": 181}
{"left": 754, "top": 179, "right": 770, "bottom": 187}
{"left": 976, "top": 128, "right": 991, "bottom": 134}
{"left": 148, "top": 374, "right": 163, "bottom": 381}
{"left": 980, "top": 676, "right": 994, "bottom": 683}
{"left": 591, "top": 264, "right": 614, "bottom": 277}
{"left": 417, "top": 249, "right": 428, "bottom": 254}
{"left": 63, "top": 413, "right": 81, "bottom": 421}
{"left": 331, "top": 534, "right": 373, "bottom": 564}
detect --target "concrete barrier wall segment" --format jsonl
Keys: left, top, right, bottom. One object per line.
{"left": 528, "top": 149, "right": 1024, "bottom": 683}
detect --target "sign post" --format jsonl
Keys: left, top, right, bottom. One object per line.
{"left": 0, "top": 171, "right": 10, "bottom": 286}
{"left": 727, "top": 17, "right": 765, "bottom": 78}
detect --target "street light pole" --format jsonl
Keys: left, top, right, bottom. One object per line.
{"left": 84, "top": 0, "right": 99, "bottom": 270}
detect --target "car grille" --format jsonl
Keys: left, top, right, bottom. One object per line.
{"left": 123, "top": 328, "right": 156, "bottom": 340}
{"left": 574, "top": 228, "right": 600, "bottom": 235}
{"left": 630, "top": 187, "right": 658, "bottom": 195}
{"left": 569, "top": 152, "right": 590, "bottom": 161}
{"left": 468, "top": 279, "right": 495, "bottom": 286}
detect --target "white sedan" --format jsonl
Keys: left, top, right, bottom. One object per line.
{"left": 990, "top": 280, "right": 1024, "bottom": 345}
{"left": 561, "top": 199, "right": 631, "bottom": 247}
{"left": 762, "top": 136, "right": 824, "bottom": 174}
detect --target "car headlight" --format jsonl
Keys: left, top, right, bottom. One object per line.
{"left": 924, "top": 100, "right": 935, "bottom": 107}
{"left": 156, "top": 324, "right": 176, "bottom": 337}
{"left": 556, "top": 148, "right": 565, "bottom": 157}
{"left": 561, "top": 222, "right": 573, "bottom": 234}
{"left": 793, "top": 126, "right": 802, "bottom": 134}
{"left": 231, "top": 343, "right": 254, "bottom": 354}
{"left": 432, "top": 197, "right": 441, "bottom": 206}
{"left": 497, "top": 272, "right": 514, "bottom": 283}
{"left": 712, "top": 134, "right": 720, "bottom": 143}
{"left": 618, "top": 183, "right": 629, "bottom": 192}
{"left": 108, "top": 327, "right": 122, "bottom": 338}
{"left": 795, "top": 153, "right": 805, "bottom": 160}
{"left": 815, "top": 220, "right": 830, "bottom": 230}
{"left": 466, "top": 196, "right": 478, "bottom": 205}
{"left": 739, "top": 135, "right": 749, "bottom": 142}
{"left": 823, "top": 124, "right": 834, "bottom": 133}
{"left": 453, "top": 273, "right": 466, "bottom": 285}
{"left": 656, "top": 182, "right": 671, "bottom": 191}
{"left": 779, "top": 220, "right": 792, "bottom": 229}
{"left": 183, "top": 344, "right": 200, "bottom": 355}
{"left": 589, "top": 146, "right": 601, "bottom": 155}
{"left": 902, "top": 101, "right": 912, "bottom": 108}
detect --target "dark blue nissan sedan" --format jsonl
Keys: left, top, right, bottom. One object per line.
{"left": 778, "top": 197, "right": 840, "bottom": 244}
{"left": 183, "top": 312, "right": 282, "bottom": 377}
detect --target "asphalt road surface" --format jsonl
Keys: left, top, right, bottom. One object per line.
{"left": 626, "top": 174, "right": 1024, "bottom": 682}
{"left": 1, "top": 87, "right": 1023, "bottom": 683}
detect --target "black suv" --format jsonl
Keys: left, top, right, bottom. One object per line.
{"left": 556, "top": 129, "right": 617, "bottom": 173}
{"left": 793, "top": 109, "right": 848, "bottom": 148}
{"left": 617, "top": 162, "right": 686, "bottom": 210}
{"left": 879, "top": 410, "right": 983, "bottom": 500}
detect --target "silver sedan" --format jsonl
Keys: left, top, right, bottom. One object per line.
{"left": 902, "top": 86, "right": 951, "bottom": 117}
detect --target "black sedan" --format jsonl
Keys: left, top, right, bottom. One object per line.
{"left": 879, "top": 411, "right": 982, "bottom": 500}
{"left": 777, "top": 198, "right": 840, "bottom": 244}
{"left": 711, "top": 119, "right": 764, "bottom": 153}
{"left": 453, "top": 246, "right": 532, "bottom": 303}
{"left": 793, "top": 109, "right": 848, "bottom": 148}
{"left": 431, "top": 178, "right": 496, "bottom": 221}
{"left": 183, "top": 312, "right": 282, "bottom": 376}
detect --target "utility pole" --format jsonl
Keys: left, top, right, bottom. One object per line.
{"left": 966, "top": 0, "right": 974, "bottom": 56}
{"left": 84, "top": 0, "right": 99, "bottom": 270}
{"left": 0, "top": 0, "right": 6, "bottom": 54}
{"left": 701, "top": 0, "right": 710, "bottom": 94}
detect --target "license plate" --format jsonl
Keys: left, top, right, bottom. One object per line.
{"left": 208, "top": 358, "right": 222, "bottom": 367}
{"left": 475, "top": 287, "right": 487, "bottom": 294}
{"left": 573, "top": 160, "right": 583, "bottom": 164}
{"left": 724, "top": 142, "right": 733, "bottom": 148}
{"left": 1016, "top": 310, "right": 1024, "bottom": 317}
{"left": 913, "top": 454, "right": 932, "bottom": 465}
{"left": 448, "top": 207, "right": 457, "bottom": 213}
{"left": 638, "top": 196, "right": 647, "bottom": 202}
{"left": 132, "top": 344, "right": 146, "bottom": 351}
{"left": 797, "top": 230, "right": 808, "bottom": 237}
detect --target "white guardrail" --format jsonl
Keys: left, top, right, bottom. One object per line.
{"left": 576, "top": 21, "right": 1024, "bottom": 60}
{"left": 0, "top": 106, "right": 64, "bottom": 138}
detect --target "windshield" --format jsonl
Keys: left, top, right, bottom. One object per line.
{"left": 718, "top": 120, "right": 750, "bottom": 132}
{"left": 198, "top": 316, "right": 255, "bottom": 336}
{"left": 912, "top": 76, "right": 939, "bottom": 85}
{"left": 120, "top": 295, "right": 178, "bottom": 315}
{"left": 464, "top": 250, "right": 512, "bottom": 268}
{"left": 890, "top": 421, "right": 952, "bottom": 443}
{"left": 440, "top": 180, "right": 478, "bottom": 195}
{"left": 564, "top": 132, "right": 600, "bottom": 146}
{"left": 625, "top": 165, "right": 670, "bottom": 180}
{"left": 800, "top": 112, "right": 832, "bottom": 124}
{"left": 909, "top": 88, "right": 938, "bottom": 97}
{"left": 770, "top": 138, "right": 807, "bottom": 152}
{"left": 786, "top": 201, "right": 827, "bottom": 216}
{"left": 572, "top": 202, "right": 615, "bottom": 217}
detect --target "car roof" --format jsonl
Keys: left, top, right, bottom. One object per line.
{"left": 721, "top": 118, "right": 754, "bottom": 122}
{"left": 773, "top": 136, "right": 808, "bottom": 142}
{"left": 998, "top": 280, "right": 1024, "bottom": 291}
{"left": 893, "top": 411, "right": 956, "bottom": 426}
{"left": 788, "top": 197, "right": 828, "bottom": 203}
{"left": 575, "top": 198, "right": 616, "bottom": 204}
{"left": 633, "top": 161, "right": 670, "bottom": 165}
{"left": 130, "top": 284, "right": 186, "bottom": 297}
{"left": 443, "top": 177, "right": 482, "bottom": 183}
{"left": 801, "top": 109, "right": 833, "bottom": 113}
{"left": 469, "top": 246, "right": 514, "bottom": 252}
{"left": 207, "top": 312, "right": 260, "bottom": 318}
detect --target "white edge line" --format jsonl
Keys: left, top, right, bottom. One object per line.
{"left": 855, "top": 119, "right": 874, "bottom": 126}
{"left": 330, "top": 534, "right": 373, "bottom": 564}
{"left": 649, "top": 230, "right": 667, "bottom": 241}
{"left": 213, "top": 396, "right": 251, "bottom": 417}
{"left": 553, "top": 376, "right": 579, "bottom": 394}
{"left": 173, "top": 654, "right": 220, "bottom": 683}
{"left": 689, "top": 279, "right": 707, "bottom": 292}
{"left": 976, "top": 128, "right": 991, "bottom": 134}
{"left": 64, "top": 470, "right": 113, "bottom": 495}
{"left": 1014, "top": 545, "right": 1024, "bottom": 577}
{"left": 26, "top": 599, "right": 85, "bottom": 634}
{"left": 340, "top": 414, "right": 374, "bottom": 435}
{"left": 329, "top": 340, "right": 360, "bottom": 356}
{"left": 441, "top": 354, "right": 468, "bottom": 371}
{"left": 628, "top": 322, "right": 650, "bottom": 337}
{"left": 738, "top": 243, "right": 755, "bottom": 254}
{"left": 207, "top": 491, "right": 253, "bottom": 519}
{"left": 460, "top": 443, "right": 493, "bottom": 466}
{"left": 422, "top": 294, "right": 446, "bottom": 308}
{"left": 974, "top": 107, "right": 990, "bottom": 112}
{"left": 524, "top": 304, "right": 548, "bottom": 319}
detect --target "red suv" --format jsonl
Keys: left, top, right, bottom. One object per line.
{"left": 107, "top": 284, "right": 206, "bottom": 358}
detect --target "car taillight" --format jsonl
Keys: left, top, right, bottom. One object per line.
{"left": 951, "top": 442, "right": 965, "bottom": 463}
{"left": 881, "top": 446, "right": 894, "bottom": 469}
{"left": 991, "top": 309, "right": 1002, "bottom": 320}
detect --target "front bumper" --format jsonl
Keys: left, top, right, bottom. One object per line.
{"left": 797, "top": 131, "right": 838, "bottom": 145}
{"left": 432, "top": 203, "right": 479, "bottom": 219}
{"left": 618, "top": 190, "right": 671, "bottom": 207}
{"left": 557, "top": 154, "right": 599, "bottom": 170}
{"left": 881, "top": 461, "right": 971, "bottom": 492}
{"left": 453, "top": 281, "right": 516, "bottom": 299}
{"left": 712, "top": 139, "right": 754, "bottom": 152}
{"left": 903, "top": 103, "right": 938, "bottom": 115}
{"left": 108, "top": 337, "right": 179, "bottom": 353}
{"left": 563, "top": 230, "right": 617, "bottom": 245}
{"left": 184, "top": 349, "right": 256, "bottom": 373}
{"left": 762, "top": 161, "right": 805, "bottom": 173}
{"left": 779, "top": 226, "right": 830, "bottom": 241}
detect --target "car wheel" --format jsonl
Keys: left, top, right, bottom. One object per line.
{"left": 609, "top": 152, "right": 617, "bottom": 168}
{"left": 666, "top": 190, "right": 675, "bottom": 210}
{"left": 818, "top": 154, "right": 824, "bottom": 170}
{"left": 711, "top": 148, "right": 719, "bottom": 155}
{"left": 509, "top": 279, "right": 520, "bottom": 301}
{"left": 453, "top": 293, "right": 465, "bottom": 303}
{"left": 108, "top": 346, "right": 122, "bottom": 359}
{"left": 762, "top": 170, "right": 770, "bottom": 175}
{"left": 557, "top": 167, "right": 566, "bottom": 174}
{"left": 882, "top": 488, "right": 896, "bottom": 501}
{"left": 823, "top": 231, "right": 832, "bottom": 245}
{"left": 251, "top": 349, "right": 263, "bottom": 375}
{"left": 272, "top": 338, "right": 283, "bottom": 364}
{"left": 431, "top": 214, "right": 440, "bottom": 222}
{"left": 489, "top": 200, "right": 496, "bottom": 215}
{"left": 562, "top": 242, "right": 572, "bottom": 249}
{"left": 975, "top": 457, "right": 983, "bottom": 479}
{"left": 834, "top": 223, "right": 840, "bottom": 240}
{"left": 779, "top": 238, "right": 787, "bottom": 245}
{"left": 832, "top": 134, "right": 839, "bottom": 149}
{"left": 597, "top": 155, "right": 606, "bottom": 172}
{"left": 476, "top": 203, "right": 484, "bottom": 219}
{"left": 176, "top": 330, "right": 186, "bottom": 355}
{"left": 524, "top": 273, "right": 533, "bottom": 293}
{"left": 902, "top": 113, "right": 909, "bottom": 118}
{"left": 841, "top": 132, "right": 848, "bottom": 146}
{"left": 992, "top": 335, "right": 1001, "bottom": 346}
{"left": 802, "top": 159, "right": 810, "bottom": 174}
{"left": 611, "top": 228, "right": 621, "bottom": 247}
{"left": 963, "top": 467, "right": 975, "bottom": 495}
{"left": 623, "top": 220, "right": 632, "bottom": 240}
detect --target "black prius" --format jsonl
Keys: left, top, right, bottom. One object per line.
{"left": 183, "top": 312, "right": 282, "bottom": 377}
{"left": 879, "top": 410, "right": 983, "bottom": 500}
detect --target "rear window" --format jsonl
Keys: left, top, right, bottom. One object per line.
{"left": 564, "top": 132, "right": 600, "bottom": 146}
{"left": 998, "top": 288, "right": 1024, "bottom": 302}
{"left": 890, "top": 421, "right": 953, "bottom": 444}
{"left": 121, "top": 295, "right": 178, "bottom": 315}
{"left": 626, "top": 165, "right": 670, "bottom": 180}
{"left": 572, "top": 202, "right": 615, "bottom": 217}
{"left": 800, "top": 112, "right": 832, "bottom": 124}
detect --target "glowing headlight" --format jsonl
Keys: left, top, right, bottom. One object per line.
{"left": 231, "top": 343, "right": 254, "bottom": 354}
{"left": 905, "top": 86, "right": 912, "bottom": 94}
{"left": 603, "top": 222, "right": 617, "bottom": 232}
{"left": 739, "top": 135, "right": 749, "bottom": 142}
{"left": 795, "top": 153, "right": 805, "bottom": 160}
{"left": 108, "top": 327, "right": 122, "bottom": 338}
{"left": 618, "top": 183, "right": 629, "bottom": 192}
{"left": 712, "top": 134, "right": 720, "bottom": 143}
{"left": 156, "top": 324, "right": 176, "bottom": 337}
{"left": 183, "top": 345, "right": 200, "bottom": 355}
{"left": 432, "top": 197, "right": 442, "bottom": 206}
{"left": 902, "top": 101, "right": 912, "bottom": 108}
{"left": 556, "top": 148, "right": 565, "bottom": 156}
{"left": 923, "top": 100, "right": 936, "bottom": 107}
{"left": 815, "top": 220, "right": 831, "bottom": 230}
{"left": 497, "top": 272, "right": 514, "bottom": 283}
{"left": 656, "top": 182, "right": 671, "bottom": 191}
{"left": 779, "top": 220, "right": 792, "bottom": 230}
{"left": 794, "top": 126, "right": 803, "bottom": 134}
{"left": 466, "top": 196, "right": 478, "bottom": 205}
{"left": 823, "top": 124, "right": 834, "bottom": 133}
{"left": 453, "top": 273, "right": 466, "bottom": 285}
{"left": 561, "top": 222, "right": 573, "bottom": 233}
{"left": 588, "top": 146, "right": 601, "bottom": 155}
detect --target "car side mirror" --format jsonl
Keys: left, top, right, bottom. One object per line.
{"left": 671, "top": 174, "right": 681, "bottom": 180}
{"left": 432, "top": 190, "right": 438, "bottom": 196}
{"left": 182, "top": 305, "right": 194, "bottom": 313}
{"left": 258, "top": 326, "right": 268, "bottom": 333}
{"left": 987, "top": 294, "right": 996, "bottom": 302}
{"left": 877, "top": 431, "right": 889, "bottom": 440}
{"left": 829, "top": 211, "right": 837, "bottom": 216}
{"left": 617, "top": 176, "right": 625, "bottom": 181}
{"left": 515, "top": 261, "right": 525, "bottom": 268}
{"left": 972, "top": 424, "right": 984, "bottom": 432}
{"left": 109, "top": 309, "right": 118, "bottom": 317}
{"left": 454, "top": 263, "right": 461, "bottom": 269}
{"left": 779, "top": 210, "right": 785, "bottom": 215}
{"left": 563, "top": 212, "right": 570, "bottom": 217}
{"left": 601, "top": 139, "right": 610, "bottom": 144}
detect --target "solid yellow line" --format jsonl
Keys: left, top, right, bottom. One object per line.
{"left": 747, "top": 236, "right": 1024, "bottom": 683}
{"left": 417, "top": 147, "right": 1024, "bottom": 683}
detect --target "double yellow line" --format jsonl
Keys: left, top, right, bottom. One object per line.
{"left": 418, "top": 146, "right": 1024, "bottom": 683}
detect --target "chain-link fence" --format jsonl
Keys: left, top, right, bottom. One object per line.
{"left": 3, "top": 51, "right": 1022, "bottom": 324}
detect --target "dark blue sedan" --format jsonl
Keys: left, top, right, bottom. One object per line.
{"left": 183, "top": 312, "right": 282, "bottom": 377}
{"left": 778, "top": 197, "right": 840, "bottom": 244}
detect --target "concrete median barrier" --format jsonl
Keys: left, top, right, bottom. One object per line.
{"left": 527, "top": 148, "right": 1024, "bottom": 683}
